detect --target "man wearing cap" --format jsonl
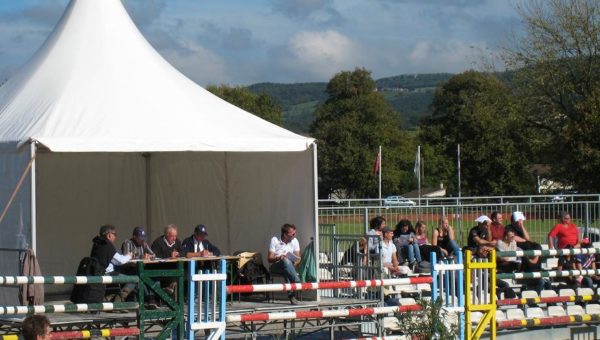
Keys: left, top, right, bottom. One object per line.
{"left": 268, "top": 223, "right": 301, "bottom": 304}
{"left": 467, "top": 215, "right": 496, "bottom": 252}
{"left": 506, "top": 211, "right": 539, "bottom": 250}
{"left": 182, "top": 224, "right": 221, "bottom": 258}
{"left": 121, "top": 226, "right": 158, "bottom": 309}
{"left": 121, "top": 226, "right": 156, "bottom": 260}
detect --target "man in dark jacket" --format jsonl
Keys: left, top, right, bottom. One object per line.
{"left": 182, "top": 224, "right": 221, "bottom": 257}
{"left": 90, "top": 225, "right": 131, "bottom": 274}
{"left": 90, "top": 225, "right": 135, "bottom": 305}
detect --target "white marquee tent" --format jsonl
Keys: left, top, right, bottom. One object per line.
{"left": 0, "top": 0, "right": 317, "bottom": 303}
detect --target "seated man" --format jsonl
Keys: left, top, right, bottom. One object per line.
{"left": 182, "top": 224, "right": 221, "bottom": 257}
{"left": 90, "top": 225, "right": 132, "bottom": 303}
{"left": 120, "top": 226, "right": 158, "bottom": 308}
{"left": 121, "top": 226, "right": 155, "bottom": 260}
{"left": 381, "top": 227, "right": 401, "bottom": 276}
{"left": 519, "top": 243, "right": 551, "bottom": 294}
{"left": 467, "top": 215, "right": 496, "bottom": 253}
{"left": 22, "top": 314, "right": 51, "bottom": 340}
{"left": 150, "top": 224, "right": 183, "bottom": 298}
{"left": 151, "top": 224, "right": 182, "bottom": 259}
{"left": 495, "top": 228, "right": 521, "bottom": 273}
{"left": 507, "top": 211, "right": 539, "bottom": 250}
{"left": 489, "top": 212, "right": 505, "bottom": 242}
{"left": 268, "top": 223, "right": 301, "bottom": 305}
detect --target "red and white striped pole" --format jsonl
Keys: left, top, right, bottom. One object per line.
{"left": 226, "top": 305, "right": 422, "bottom": 322}
{"left": 226, "top": 277, "right": 432, "bottom": 294}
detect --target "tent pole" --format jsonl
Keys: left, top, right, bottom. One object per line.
{"left": 311, "top": 143, "right": 320, "bottom": 301}
{"left": 30, "top": 141, "right": 37, "bottom": 254}
{"left": 224, "top": 153, "right": 231, "bottom": 253}
{"left": 143, "top": 153, "right": 152, "bottom": 236}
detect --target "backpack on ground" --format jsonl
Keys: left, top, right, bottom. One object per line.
{"left": 70, "top": 257, "right": 106, "bottom": 303}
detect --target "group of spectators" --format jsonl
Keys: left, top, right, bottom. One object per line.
{"left": 465, "top": 210, "right": 600, "bottom": 297}
{"left": 368, "top": 215, "right": 462, "bottom": 274}
{"left": 367, "top": 211, "right": 598, "bottom": 294}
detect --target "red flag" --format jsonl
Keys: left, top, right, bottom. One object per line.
{"left": 373, "top": 149, "right": 381, "bottom": 176}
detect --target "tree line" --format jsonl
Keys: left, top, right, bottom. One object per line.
{"left": 210, "top": 0, "right": 600, "bottom": 199}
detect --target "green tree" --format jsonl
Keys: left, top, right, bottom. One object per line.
{"left": 311, "top": 68, "right": 411, "bottom": 198}
{"left": 207, "top": 85, "right": 282, "bottom": 125}
{"left": 503, "top": 0, "right": 600, "bottom": 192}
{"left": 420, "top": 71, "right": 536, "bottom": 196}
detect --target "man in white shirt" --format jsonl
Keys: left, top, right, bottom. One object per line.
{"left": 380, "top": 227, "right": 401, "bottom": 276}
{"left": 268, "top": 223, "right": 301, "bottom": 304}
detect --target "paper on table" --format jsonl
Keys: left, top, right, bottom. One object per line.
{"left": 286, "top": 252, "right": 300, "bottom": 262}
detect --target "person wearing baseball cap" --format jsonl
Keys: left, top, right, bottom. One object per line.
{"left": 120, "top": 226, "right": 158, "bottom": 309}
{"left": 121, "top": 226, "right": 155, "bottom": 260}
{"left": 507, "top": 211, "right": 540, "bottom": 250}
{"left": 467, "top": 215, "right": 496, "bottom": 254}
{"left": 182, "top": 224, "right": 221, "bottom": 258}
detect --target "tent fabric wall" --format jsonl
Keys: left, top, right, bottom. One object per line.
{"left": 148, "top": 150, "right": 315, "bottom": 257}
{"left": 0, "top": 142, "right": 32, "bottom": 305}
{"left": 36, "top": 152, "right": 146, "bottom": 281}
{"left": 226, "top": 150, "right": 315, "bottom": 256}
{"left": 34, "top": 148, "right": 316, "bottom": 291}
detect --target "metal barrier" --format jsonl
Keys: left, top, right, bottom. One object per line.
{"left": 464, "top": 249, "right": 496, "bottom": 340}
{"left": 318, "top": 199, "right": 600, "bottom": 246}
{"left": 318, "top": 228, "right": 383, "bottom": 298}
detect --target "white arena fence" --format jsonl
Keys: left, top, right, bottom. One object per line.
{"left": 318, "top": 194, "right": 600, "bottom": 247}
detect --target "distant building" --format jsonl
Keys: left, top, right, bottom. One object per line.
{"left": 402, "top": 183, "right": 446, "bottom": 198}
{"left": 528, "top": 164, "right": 572, "bottom": 193}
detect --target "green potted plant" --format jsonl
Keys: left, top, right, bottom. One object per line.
{"left": 395, "top": 298, "right": 459, "bottom": 339}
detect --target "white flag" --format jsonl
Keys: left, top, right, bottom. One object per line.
{"left": 413, "top": 146, "right": 420, "bottom": 178}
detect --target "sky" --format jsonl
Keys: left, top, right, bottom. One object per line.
{"left": 0, "top": 0, "right": 523, "bottom": 86}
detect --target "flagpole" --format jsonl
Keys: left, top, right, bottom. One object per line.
{"left": 457, "top": 144, "right": 461, "bottom": 202}
{"left": 378, "top": 145, "right": 382, "bottom": 204}
{"left": 417, "top": 145, "right": 421, "bottom": 209}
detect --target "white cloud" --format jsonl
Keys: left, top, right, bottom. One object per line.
{"left": 409, "top": 41, "right": 431, "bottom": 62}
{"left": 159, "top": 39, "right": 231, "bottom": 86}
{"left": 404, "top": 39, "right": 491, "bottom": 73}
{"left": 285, "top": 30, "right": 362, "bottom": 79}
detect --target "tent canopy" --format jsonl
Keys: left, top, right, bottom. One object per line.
{"left": 0, "top": 0, "right": 313, "bottom": 152}
{"left": 0, "top": 0, "right": 318, "bottom": 303}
